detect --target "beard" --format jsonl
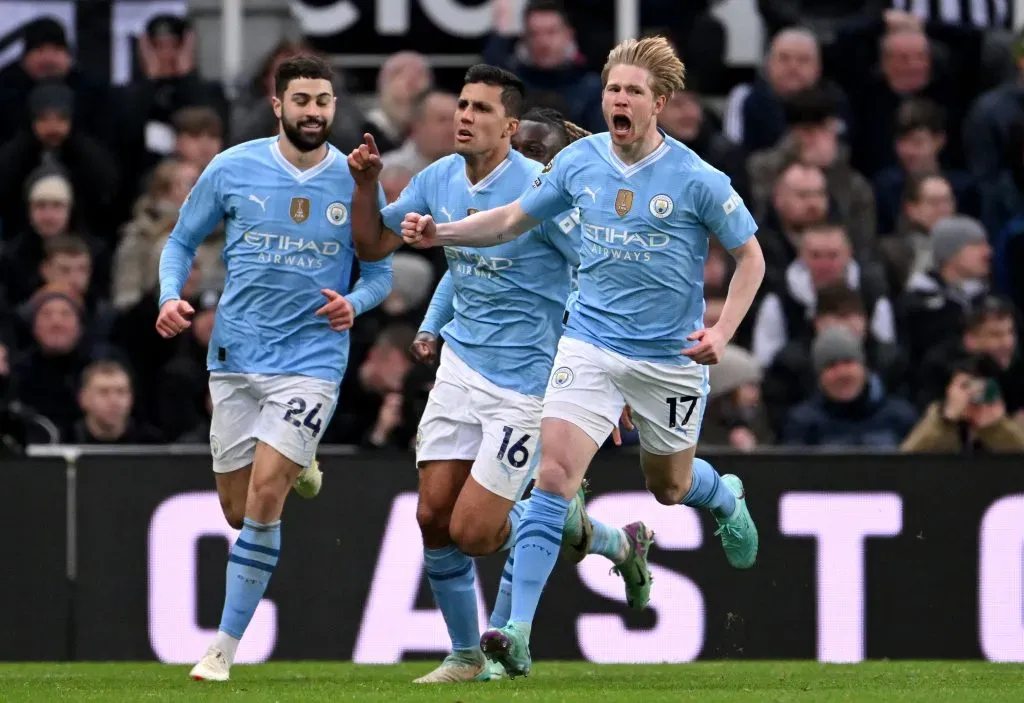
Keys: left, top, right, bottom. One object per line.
{"left": 281, "top": 113, "right": 331, "bottom": 152}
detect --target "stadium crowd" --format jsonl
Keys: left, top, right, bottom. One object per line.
{"left": 0, "top": 1, "right": 1023, "bottom": 455}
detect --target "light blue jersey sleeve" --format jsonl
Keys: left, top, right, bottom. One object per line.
{"left": 346, "top": 186, "right": 394, "bottom": 315}
{"left": 419, "top": 271, "right": 455, "bottom": 335}
{"left": 380, "top": 169, "right": 431, "bottom": 235}
{"left": 693, "top": 171, "right": 758, "bottom": 250}
{"left": 518, "top": 152, "right": 574, "bottom": 222}
{"left": 158, "top": 158, "right": 225, "bottom": 306}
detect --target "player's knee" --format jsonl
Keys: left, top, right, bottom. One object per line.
{"left": 416, "top": 500, "right": 452, "bottom": 543}
{"left": 449, "top": 515, "right": 498, "bottom": 557}
{"left": 535, "top": 456, "right": 575, "bottom": 494}
{"left": 646, "top": 480, "right": 688, "bottom": 506}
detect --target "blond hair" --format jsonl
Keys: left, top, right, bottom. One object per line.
{"left": 601, "top": 36, "right": 686, "bottom": 98}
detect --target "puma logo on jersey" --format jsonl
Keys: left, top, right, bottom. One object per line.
{"left": 582, "top": 186, "right": 600, "bottom": 202}
{"left": 248, "top": 194, "right": 270, "bottom": 211}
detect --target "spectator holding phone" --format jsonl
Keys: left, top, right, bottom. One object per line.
{"left": 902, "top": 354, "right": 1024, "bottom": 453}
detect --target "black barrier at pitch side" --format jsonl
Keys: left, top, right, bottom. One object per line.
{"left": 0, "top": 458, "right": 69, "bottom": 660}
{"left": 4, "top": 452, "right": 1024, "bottom": 662}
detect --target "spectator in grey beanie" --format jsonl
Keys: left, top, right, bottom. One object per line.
{"left": 783, "top": 326, "right": 917, "bottom": 447}
{"left": 897, "top": 215, "right": 992, "bottom": 369}
{"left": 930, "top": 215, "right": 989, "bottom": 272}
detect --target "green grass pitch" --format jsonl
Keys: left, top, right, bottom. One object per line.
{"left": 1, "top": 661, "right": 1023, "bottom": 702}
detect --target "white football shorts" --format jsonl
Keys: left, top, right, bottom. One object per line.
{"left": 416, "top": 345, "right": 542, "bottom": 501}
{"left": 208, "top": 372, "right": 339, "bottom": 473}
{"left": 542, "top": 336, "right": 709, "bottom": 455}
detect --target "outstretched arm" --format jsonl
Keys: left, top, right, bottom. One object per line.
{"left": 405, "top": 200, "right": 540, "bottom": 249}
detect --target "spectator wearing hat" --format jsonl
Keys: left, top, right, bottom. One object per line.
{"left": 0, "top": 17, "right": 108, "bottom": 145}
{"left": 71, "top": 360, "right": 163, "bottom": 444}
{"left": 763, "top": 282, "right": 908, "bottom": 436}
{"left": 0, "top": 169, "right": 110, "bottom": 307}
{"left": 12, "top": 236, "right": 116, "bottom": 352}
{"left": 0, "top": 80, "right": 119, "bottom": 239}
{"left": 781, "top": 326, "right": 917, "bottom": 447}
{"left": 897, "top": 215, "right": 992, "bottom": 365}
{"left": 112, "top": 14, "right": 227, "bottom": 198}
{"left": 701, "top": 345, "right": 773, "bottom": 451}
{"left": 902, "top": 353, "right": 1024, "bottom": 454}
{"left": 9, "top": 284, "right": 119, "bottom": 440}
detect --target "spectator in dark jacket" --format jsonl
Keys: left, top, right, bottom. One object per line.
{"left": 0, "top": 82, "right": 119, "bottom": 240}
{"left": 873, "top": 98, "right": 978, "bottom": 235}
{"left": 849, "top": 25, "right": 960, "bottom": 178}
{"left": 71, "top": 360, "right": 163, "bottom": 444}
{"left": 10, "top": 285, "right": 118, "bottom": 440}
{"left": 0, "top": 170, "right": 110, "bottom": 308}
{"left": 897, "top": 215, "right": 992, "bottom": 366}
{"left": 0, "top": 17, "right": 109, "bottom": 145}
{"left": 782, "top": 326, "right": 917, "bottom": 447}
{"left": 763, "top": 282, "right": 908, "bottom": 435}
{"left": 723, "top": 28, "right": 853, "bottom": 155}
{"left": 483, "top": 0, "right": 604, "bottom": 132}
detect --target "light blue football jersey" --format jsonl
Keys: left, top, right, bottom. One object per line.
{"left": 382, "top": 149, "right": 580, "bottom": 397}
{"left": 518, "top": 131, "right": 758, "bottom": 365}
{"left": 159, "top": 137, "right": 394, "bottom": 384}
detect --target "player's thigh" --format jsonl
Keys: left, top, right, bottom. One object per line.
{"left": 417, "top": 459, "right": 473, "bottom": 542}
{"left": 415, "top": 347, "right": 481, "bottom": 468}
{"left": 615, "top": 360, "right": 708, "bottom": 500}
{"left": 209, "top": 373, "right": 261, "bottom": 474}
{"left": 540, "top": 337, "right": 625, "bottom": 491}
{"left": 252, "top": 374, "right": 339, "bottom": 472}
{"left": 215, "top": 465, "right": 251, "bottom": 529}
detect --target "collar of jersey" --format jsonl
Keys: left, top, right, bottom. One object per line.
{"left": 463, "top": 148, "right": 514, "bottom": 195}
{"left": 269, "top": 139, "right": 337, "bottom": 183}
{"left": 606, "top": 129, "right": 670, "bottom": 179}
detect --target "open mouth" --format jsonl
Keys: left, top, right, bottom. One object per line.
{"left": 456, "top": 128, "right": 473, "bottom": 141}
{"left": 611, "top": 115, "right": 631, "bottom": 136}
{"left": 300, "top": 121, "right": 325, "bottom": 132}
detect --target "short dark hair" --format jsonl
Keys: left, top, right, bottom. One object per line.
{"left": 816, "top": 283, "right": 864, "bottom": 318}
{"left": 81, "top": 359, "right": 131, "bottom": 389}
{"left": 524, "top": 0, "right": 569, "bottom": 23}
{"left": 895, "top": 98, "right": 946, "bottom": 137}
{"left": 965, "top": 295, "right": 1016, "bottom": 333}
{"left": 783, "top": 86, "right": 838, "bottom": 128}
{"left": 172, "top": 106, "right": 224, "bottom": 138}
{"left": 44, "top": 234, "right": 90, "bottom": 261}
{"left": 463, "top": 64, "right": 526, "bottom": 119}
{"left": 902, "top": 171, "right": 948, "bottom": 204}
{"left": 274, "top": 55, "right": 333, "bottom": 98}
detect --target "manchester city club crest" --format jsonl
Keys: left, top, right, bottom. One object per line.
{"left": 326, "top": 201, "right": 348, "bottom": 226}
{"left": 551, "top": 366, "right": 574, "bottom": 388}
{"left": 649, "top": 194, "right": 674, "bottom": 218}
